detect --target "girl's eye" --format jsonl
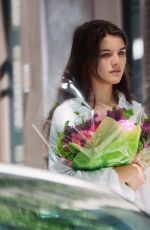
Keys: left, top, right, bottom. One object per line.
{"left": 119, "top": 51, "right": 126, "bottom": 56}
{"left": 100, "top": 53, "right": 111, "bottom": 58}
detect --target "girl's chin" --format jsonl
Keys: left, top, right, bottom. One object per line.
{"left": 96, "top": 76, "right": 122, "bottom": 85}
{"left": 102, "top": 79, "right": 121, "bottom": 85}
{"left": 112, "top": 79, "right": 122, "bottom": 84}
{"left": 110, "top": 77, "right": 122, "bottom": 84}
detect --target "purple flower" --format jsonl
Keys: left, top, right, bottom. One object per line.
{"left": 141, "top": 119, "right": 150, "bottom": 137}
{"left": 107, "top": 108, "right": 124, "bottom": 121}
{"left": 145, "top": 137, "right": 150, "bottom": 148}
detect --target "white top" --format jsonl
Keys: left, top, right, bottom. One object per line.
{"left": 48, "top": 93, "right": 150, "bottom": 212}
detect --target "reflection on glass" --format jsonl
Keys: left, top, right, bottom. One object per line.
{"left": 0, "top": 175, "right": 149, "bottom": 230}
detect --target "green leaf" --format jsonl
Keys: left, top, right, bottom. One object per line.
{"left": 112, "top": 106, "right": 117, "bottom": 111}
{"left": 74, "top": 111, "right": 80, "bottom": 116}
{"left": 145, "top": 115, "right": 150, "bottom": 121}
{"left": 123, "top": 109, "right": 133, "bottom": 119}
{"left": 64, "top": 120, "right": 69, "bottom": 128}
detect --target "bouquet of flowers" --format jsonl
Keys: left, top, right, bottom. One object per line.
{"left": 55, "top": 107, "right": 150, "bottom": 170}
{"left": 32, "top": 77, "right": 150, "bottom": 170}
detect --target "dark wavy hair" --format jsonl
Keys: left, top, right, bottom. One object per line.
{"left": 44, "top": 20, "right": 133, "bottom": 139}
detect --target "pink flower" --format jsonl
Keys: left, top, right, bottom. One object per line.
{"left": 81, "top": 130, "right": 93, "bottom": 136}
{"left": 71, "top": 130, "right": 94, "bottom": 146}
{"left": 118, "top": 119, "right": 135, "bottom": 130}
{"left": 71, "top": 133, "right": 82, "bottom": 145}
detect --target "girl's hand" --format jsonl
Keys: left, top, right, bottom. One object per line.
{"left": 114, "top": 163, "right": 146, "bottom": 191}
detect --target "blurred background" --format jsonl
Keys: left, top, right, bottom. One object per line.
{"left": 0, "top": 0, "right": 150, "bottom": 169}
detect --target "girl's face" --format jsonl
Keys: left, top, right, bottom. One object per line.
{"left": 96, "top": 35, "right": 127, "bottom": 85}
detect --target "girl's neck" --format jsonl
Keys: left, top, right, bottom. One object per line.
{"left": 89, "top": 80, "right": 117, "bottom": 108}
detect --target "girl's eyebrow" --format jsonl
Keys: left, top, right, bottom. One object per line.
{"left": 99, "top": 47, "right": 127, "bottom": 52}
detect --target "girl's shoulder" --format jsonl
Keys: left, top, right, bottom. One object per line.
{"left": 54, "top": 98, "right": 84, "bottom": 114}
{"left": 118, "top": 92, "right": 142, "bottom": 110}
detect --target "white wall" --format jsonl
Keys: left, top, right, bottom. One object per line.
{"left": 93, "top": 0, "right": 122, "bottom": 27}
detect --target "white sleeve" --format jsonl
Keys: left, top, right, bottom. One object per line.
{"left": 48, "top": 105, "right": 136, "bottom": 203}
{"left": 135, "top": 168, "right": 150, "bottom": 215}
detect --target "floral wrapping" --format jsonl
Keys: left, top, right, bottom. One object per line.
{"left": 55, "top": 107, "right": 150, "bottom": 171}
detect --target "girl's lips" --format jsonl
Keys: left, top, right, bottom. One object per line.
{"left": 110, "top": 70, "right": 121, "bottom": 73}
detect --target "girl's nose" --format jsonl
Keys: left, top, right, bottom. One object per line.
{"left": 111, "top": 54, "right": 119, "bottom": 65}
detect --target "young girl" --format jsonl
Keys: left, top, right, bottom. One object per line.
{"left": 46, "top": 20, "right": 146, "bottom": 202}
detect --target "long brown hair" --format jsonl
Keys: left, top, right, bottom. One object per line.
{"left": 44, "top": 20, "right": 133, "bottom": 138}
